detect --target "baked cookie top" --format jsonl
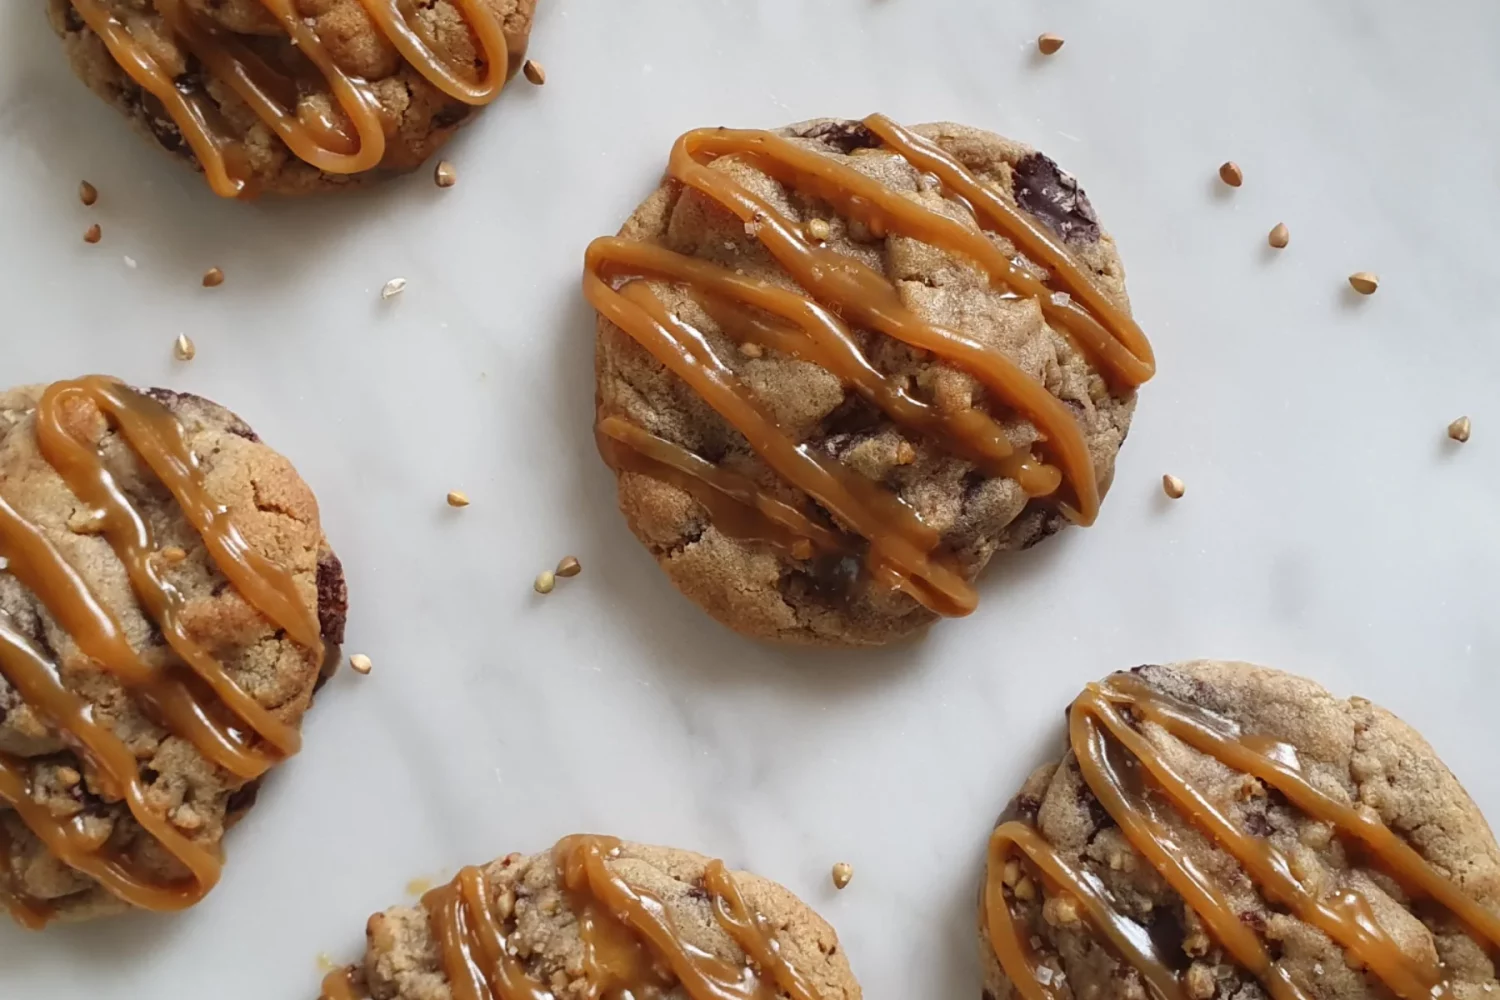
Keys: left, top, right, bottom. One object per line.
{"left": 322, "top": 835, "right": 862, "bottom": 1000}
{"left": 47, "top": 0, "right": 537, "bottom": 197}
{"left": 589, "top": 116, "right": 1153, "bottom": 647}
{"left": 980, "top": 662, "right": 1500, "bottom": 1000}
{"left": 0, "top": 377, "right": 346, "bottom": 925}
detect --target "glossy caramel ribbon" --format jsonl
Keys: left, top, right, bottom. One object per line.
{"left": 985, "top": 674, "right": 1500, "bottom": 1000}
{"left": 586, "top": 115, "right": 1154, "bottom": 618}
{"left": 0, "top": 377, "right": 322, "bottom": 925}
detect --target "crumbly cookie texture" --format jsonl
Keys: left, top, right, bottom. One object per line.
{"left": 0, "top": 384, "right": 346, "bottom": 921}
{"left": 353, "top": 842, "right": 863, "bottom": 1000}
{"left": 595, "top": 118, "right": 1136, "bottom": 647}
{"left": 979, "top": 661, "right": 1500, "bottom": 1000}
{"left": 45, "top": 0, "right": 537, "bottom": 195}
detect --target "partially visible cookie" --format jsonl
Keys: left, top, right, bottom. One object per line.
{"left": 47, "top": 0, "right": 538, "bottom": 196}
{"left": 979, "top": 662, "right": 1500, "bottom": 1000}
{"left": 0, "top": 377, "right": 346, "bottom": 925}
{"left": 589, "top": 115, "right": 1154, "bottom": 647}
{"left": 322, "top": 835, "right": 862, "bottom": 1000}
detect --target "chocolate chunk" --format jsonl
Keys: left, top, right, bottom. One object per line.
{"left": 1013, "top": 152, "right": 1101, "bottom": 244}
{"left": 317, "top": 551, "right": 349, "bottom": 646}
{"left": 432, "top": 103, "right": 472, "bottom": 129}
{"left": 799, "top": 120, "right": 882, "bottom": 155}
{"left": 225, "top": 778, "right": 262, "bottom": 820}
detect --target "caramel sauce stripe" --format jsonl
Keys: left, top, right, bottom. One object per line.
{"left": 985, "top": 677, "right": 1499, "bottom": 1000}
{"left": 67, "top": 0, "right": 512, "bottom": 197}
{"left": 0, "top": 377, "right": 320, "bottom": 924}
{"left": 589, "top": 116, "right": 1156, "bottom": 618}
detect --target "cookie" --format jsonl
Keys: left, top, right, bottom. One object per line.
{"left": 979, "top": 662, "right": 1500, "bottom": 1000}
{"left": 588, "top": 116, "right": 1154, "bottom": 647}
{"left": 321, "top": 834, "right": 862, "bottom": 1000}
{"left": 0, "top": 377, "right": 346, "bottom": 925}
{"left": 47, "top": 0, "right": 538, "bottom": 197}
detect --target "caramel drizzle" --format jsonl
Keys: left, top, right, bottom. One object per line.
{"left": 585, "top": 114, "right": 1153, "bottom": 617}
{"left": 0, "top": 376, "right": 322, "bottom": 924}
{"left": 331, "top": 835, "right": 826, "bottom": 1000}
{"left": 985, "top": 674, "right": 1500, "bottom": 1000}
{"left": 67, "top": 0, "right": 513, "bottom": 197}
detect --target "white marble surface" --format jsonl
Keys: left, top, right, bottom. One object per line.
{"left": 2, "top": 0, "right": 1500, "bottom": 996}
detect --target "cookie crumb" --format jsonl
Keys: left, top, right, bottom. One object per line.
{"left": 555, "top": 555, "right": 582, "bottom": 578}
{"left": 831, "top": 862, "right": 853, "bottom": 890}
{"left": 79, "top": 181, "right": 98, "bottom": 207}
{"left": 1042, "top": 894, "right": 1080, "bottom": 926}
{"left": 738, "top": 341, "right": 764, "bottom": 359}
{"left": 202, "top": 266, "right": 225, "bottom": 288}
{"left": 447, "top": 490, "right": 471, "bottom": 508}
{"left": 173, "top": 334, "right": 196, "bottom": 361}
{"left": 405, "top": 877, "right": 433, "bottom": 896}
{"left": 316, "top": 953, "right": 338, "bottom": 973}
{"left": 523, "top": 59, "right": 546, "bottom": 85}
{"left": 1186, "top": 962, "right": 1217, "bottom": 1000}
{"left": 806, "top": 218, "right": 832, "bottom": 241}
{"left": 1162, "top": 474, "right": 1186, "bottom": 499}
{"left": 83, "top": 223, "right": 102, "bottom": 244}
{"left": 434, "top": 160, "right": 458, "bottom": 188}
{"left": 123, "top": 255, "right": 137, "bottom": 269}
{"left": 534, "top": 570, "right": 556, "bottom": 595}
{"left": 1268, "top": 223, "right": 1290, "bottom": 249}
{"left": 1218, "top": 161, "right": 1244, "bottom": 188}
{"left": 1348, "top": 271, "right": 1379, "bottom": 295}
{"left": 1037, "top": 33, "right": 1065, "bottom": 55}
{"left": 1448, "top": 416, "right": 1472, "bottom": 443}
{"left": 895, "top": 440, "right": 917, "bottom": 465}
{"left": 349, "top": 653, "right": 373, "bottom": 675}
{"left": 381, "top": 277, "right": 408, "bottom": 300}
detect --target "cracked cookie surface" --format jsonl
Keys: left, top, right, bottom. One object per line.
{"left": 0, "top": 382, "right": 345, "bottom": 922}
{"left": 979, "top": 661, "right": 1500, "bottom": 1000}
{"left": 593, "top": 117, "right": 1139, "bottom": 647}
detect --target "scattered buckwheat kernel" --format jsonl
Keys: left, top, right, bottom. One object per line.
{"left": 159, "top": 546, "right": 187, "bottom": 564}
{"left": 434, "top": 160, "right": 458, "bottom": 188}
{"left": 202, "top": 266, "right": 225, "bottom": 287}
{"left": 173, "top": 334, "right": 196, "bottom": 361}
{"left": 534, "top": 570, "right": 556, "bottom": 595}
{"left": 1037, "top": 33, "right": 1065, "bottom": 55}
{"left": 79, "top": 181, "right": 98, "bottom": 207}
{"left": 447, "top": 490, "right": 471, "bottom": 508}
{"left": 737, "top": 341, "right": 764, "bottom": 359}
{"left": 1448, "top": 416, "right": 1472, "bottom": 443}
{"left": 1348, "top": 271, "right": 1379, "bottom": 295}
{"left": 1014, "top": 875, "right": 1037, "bottom": 901}
{"left": 349, "top": 653, "right": 373, "bottom": 675}
{"left": 807, "top": 218, "right": 831, "bottom": 241}
{"left": 56, "top": 766, "right": 81, "bottom": 787}
{"left": 83, "top": 223, "right": 102, "bottom": 244}
{"left": 555, "top": 555, "right": 582, "bottom": 578}
{"left": 1162, "top": 474, "right": 1186, "bottom": 500}
{"left": 791, "top": 539, "right": 813, "bottom": 560}
{"left": 1268, "top": 223, "right": 1290, "bottom": 249}
{"left": 831, "top": 862, "right": 854, "bottom": 890}
{"left": 1218, "top": 161, "right": 1244, "bottom": 187}
{"left": 381, "top": 277, "right": 408, "bottom": 300}
{"left": 523, "top": 59, "right": 546, "bottom": 85}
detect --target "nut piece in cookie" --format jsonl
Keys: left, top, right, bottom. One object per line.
{"left": 46, "top": 0, "right": 538, "bottom": 197}
{"left": 979, "top": 661, "right": 1500, "bottom": 1000}
{"left": 589, "top": 115, "right": 1153, "bottom": 646}
{"left": 322, "top": 835, "right": 862, "bottom": 1000}
{"left": 0, "top": 377, "right": 345, "bottom": 925}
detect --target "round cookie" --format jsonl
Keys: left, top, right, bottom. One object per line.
{"left": 47, "top": 0, "right": 538, "bottom": 197}
{"left": 325, "top": 835, "right": 862, "bottom": 1000}
{"left": 0, "top": 378, "right": 346, "bottom": 925}
{"left": 590, "top": 116, "right": 1152, "bottom": 647}
{"left": 979, "top": 662, "right": 1500, "bottom": 1000}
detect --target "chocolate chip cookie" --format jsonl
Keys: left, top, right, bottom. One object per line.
{"left": 47, "top": 0, "right": 537, "bottom": 197}
{"left": 0, "top": 377, "right": 346, "bottom": 925}
{"left": 980, "top": 662, "right": 1500, "bottom": 1000}
{"left": 322, "top": 835, "right": 862, "bottom": 1000}
{"left": 589, "top": 116, "right": 1153, "bottom": 647}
